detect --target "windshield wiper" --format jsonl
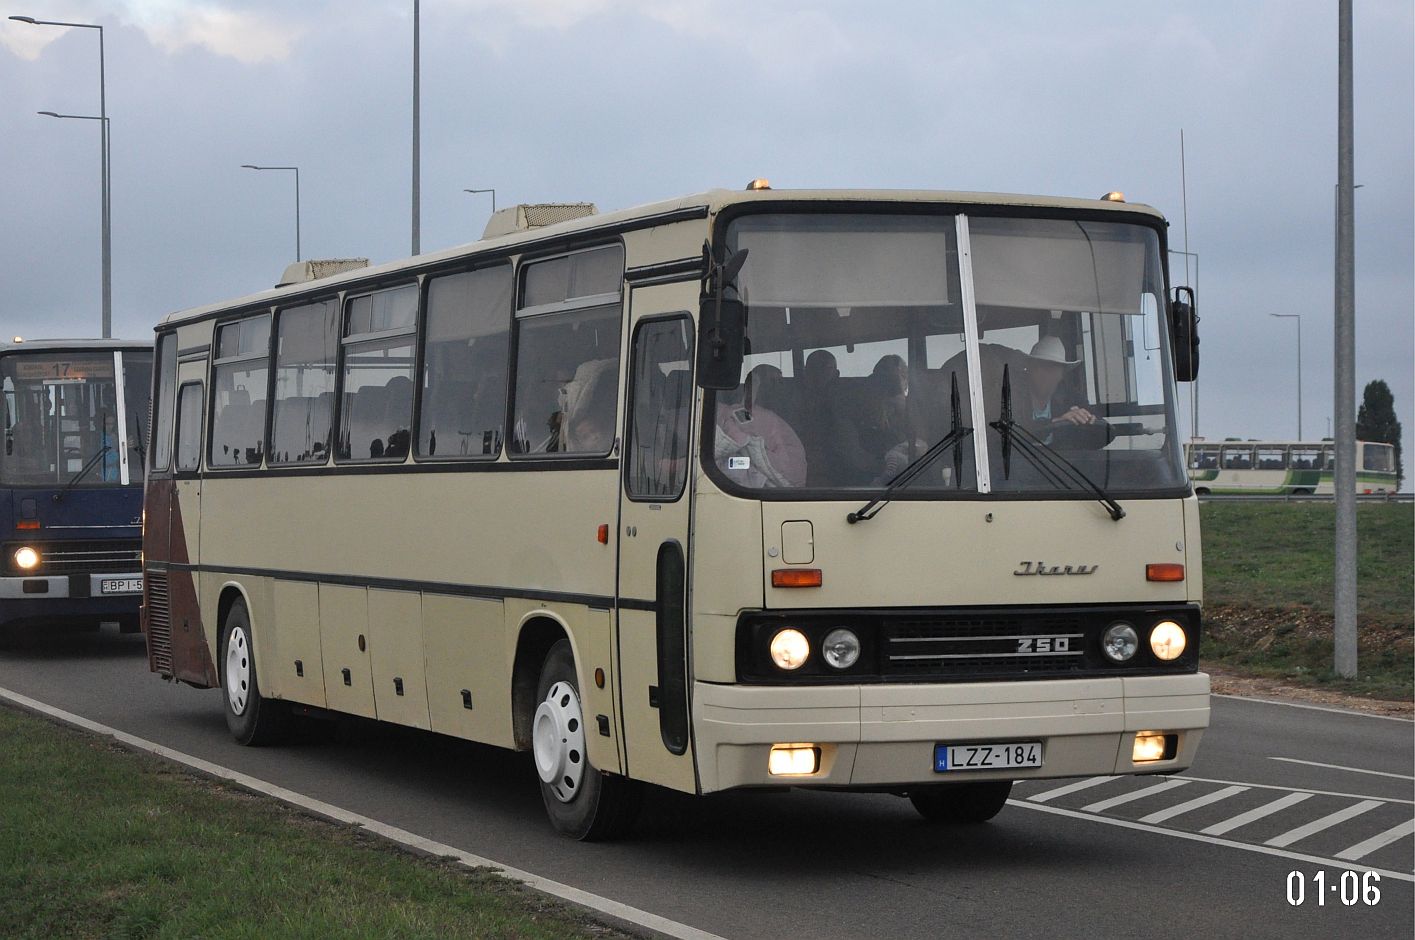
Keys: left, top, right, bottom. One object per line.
{"left": 52, "top": 443, "right": 112, "bottom": 502}
{"left": 989, "top": 364, "right": 1125, "bottom": 522}
{"left": 848, "top": 372, "right": 972, "bottom": 524}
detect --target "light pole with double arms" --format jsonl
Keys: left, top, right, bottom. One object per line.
{"left": 13, "top": 15, "right": 109, "bottom": 338}
{"left": 241, "top": 165, "right": 302, "bottom": 261}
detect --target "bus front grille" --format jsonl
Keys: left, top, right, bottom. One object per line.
{"left": 3, "top": 539, "right": 142, "bottom": 576}
{"left": 145, "top": 571, "right": 173, "bottom": 674}
{"left": 884, "top": 615, "right": 1089, "bottom": 679}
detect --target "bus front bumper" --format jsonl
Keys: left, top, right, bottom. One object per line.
{"left": 0, "top": 573, "right": 144, "bottom": 626}
{"left": 693, "top": 674, "right": 1210, "bottom": 793}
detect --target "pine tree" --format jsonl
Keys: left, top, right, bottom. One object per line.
{"left": 1355, "top": 379, "right": 1403, "bottom": 489}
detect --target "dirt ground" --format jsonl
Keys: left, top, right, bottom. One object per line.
{"left": 1207, "top": 664, "right": 1414, "bottom": 719}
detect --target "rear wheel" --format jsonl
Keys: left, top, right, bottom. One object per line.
{"left": 533, "top": 639, "right": 641, "bottom": 841}
{"left": 908, "top": 780, "right": 1013, "bottom": 823}
{"left": 221, "top": 599, "right": 288, "bottom": 746}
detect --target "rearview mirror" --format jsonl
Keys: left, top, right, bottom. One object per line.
{"left": 1170, "top": 287, "right": 1199, "bottom": 382}
{"left": 696, "top": 295, "right": 746, "bottom": 390}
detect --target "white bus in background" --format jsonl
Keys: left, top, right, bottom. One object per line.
{"left": 144, "top": 186, "right": 1208, "bottom": 839}
{"left": 1187, "top": 439, "right": 1396, "bottom": 495}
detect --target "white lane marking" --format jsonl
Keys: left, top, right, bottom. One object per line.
{"left": 1336, "top": 820, "right": 1415, "bottom": 862}
{"left": 1200, "top": 792, "right": 1314, "bottom": 836}
{"left": 1027, "top": 776, "right": 1115, "bottom": 804}
{"left": 1269, "top": 757, "right": 1415, "bottom": 781}
{"left": 1009, "top": 800, "right": 1414, "bottom": 884}
{"left": 1173, "top": 774, "right": 1413, "bottom": 806}
{"left": 1212, "top": 693, "right": 1412, "bottom": 723}
{"left": 0, "top": 686, "right": 725, "bottom": 940}
{"left": 1139, "top": 785, "right": 1248, "bottom": 825}
{"left": 1081, "top": 779, "right": 1188, "bottom": 813}
{"left": 1265, "top": 800, "right": 1383, "bottom": 848}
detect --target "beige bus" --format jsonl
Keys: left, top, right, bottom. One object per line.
{"left": 143, "top": 186, "right": 1209, "bottom": 839}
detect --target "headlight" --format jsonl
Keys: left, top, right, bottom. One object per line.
{"left": 769, "top": 628, "right": 810, "bottom": 670}
{"left": 13, "top": 546, "right": 40, "bottom": 571}
{"left": 1101, "top": 622, "right": 1138, "bottom": 662}
{"left": 821, "top": 628, "right": 861, "bottom": 670}
{"left": 1150, "top": 621, "right": 1187, "bottom": 661}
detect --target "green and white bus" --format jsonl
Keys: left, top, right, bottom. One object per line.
{"left": 1187, "top": 439, "right": 1397, "bottom": 495}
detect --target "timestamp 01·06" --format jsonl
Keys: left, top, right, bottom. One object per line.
{"left": 1286, "top": 870, "right": 1381, "bottom": 907}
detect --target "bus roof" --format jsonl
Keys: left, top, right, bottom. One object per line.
{"left": 1, "top": 337, "right": 152, "bottom": 355}
{"left": 154, "top": 187, "right": 1167, "bottom": 331}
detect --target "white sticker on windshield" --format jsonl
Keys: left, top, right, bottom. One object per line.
{"left": 728, "top": 456, "right": 750, "bottom": 470}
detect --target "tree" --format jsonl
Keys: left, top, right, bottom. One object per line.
{"left": 1355, "top": 379, "right": 1403, "bottom": 489}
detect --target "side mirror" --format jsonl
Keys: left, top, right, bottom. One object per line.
{"left": 1170, "top": 287, "right": 1199, "bottom": 382}
{"left": 696, "top": 294, "right": 746, "bottom": 390}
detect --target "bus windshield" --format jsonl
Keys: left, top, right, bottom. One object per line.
{"left": 710, "top": 212, "right": 1187, "bottom": 497}
{"left": 1, "top": 350, "right": 151, "bottom": 487}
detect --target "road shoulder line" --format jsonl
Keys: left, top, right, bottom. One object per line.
{"left": 0, "top": 685, "right": 725, "bottom": 940}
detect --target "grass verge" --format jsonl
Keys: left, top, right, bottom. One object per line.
{"left": 0, "top": 705, "right": 627, "bottom": 940}
{"left": 1200, "top": 501, "right": 1413, "bottom": 701}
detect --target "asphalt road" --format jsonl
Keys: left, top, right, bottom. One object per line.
{"left": 2, "top": 629, "right": 1411, "bottom": 940}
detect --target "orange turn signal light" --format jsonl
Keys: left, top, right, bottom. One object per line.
{"left": 16, "top": 520, "right": 39, "bottom": 530}
{"left": 597, "top": 524, "right": 609, "bottom": 545}
{"left": 1146, "top": 563, "right": 1185, "bottom": 582}
{"left": 772, "top": 568, "right": 822, "bottom": 588}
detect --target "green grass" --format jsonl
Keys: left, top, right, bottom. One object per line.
{"left": 0, "top": 706, "right": 625, "bottom": 940}
{"left": 1199, "top": 501, "right": 1413, "bottom": 699}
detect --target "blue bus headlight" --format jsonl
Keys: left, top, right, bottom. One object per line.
{"left": 13, "top": 546, "right": 40, "bottom": 570}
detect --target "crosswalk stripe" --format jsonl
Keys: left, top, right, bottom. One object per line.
{"left": 1139, "top": 785, "right": 1248, "bottom": 824}
{"left": 1027, "top": 775, "right": 1115, "bottom": 803}
{"left": 1201, "top": 792, "right": 1313, "bottom": 836}
{"left": 1081, "top": 779, "right": 1188, "bottom": 813}
{"left": 1265, "top": 800, "right": 1383, "bottom": 848}
{"left": 1335, "top": 819, "right": 1415, "bottom": 861}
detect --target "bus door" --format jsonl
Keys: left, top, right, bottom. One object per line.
{"left": 616, "top": 288, "right": 698, "bottom": 794}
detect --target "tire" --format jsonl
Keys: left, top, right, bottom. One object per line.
{"left": 533, "top": 639, "right": 642, "bottom": 841}
{"left": 908, "top": 780, "right": 1013, "bottom": 823}
{"left": 220, "top": 599, "right": 288, "bottom": 746}
{"left": 1194, "top": 487, "right": 1210, "bottom": 496}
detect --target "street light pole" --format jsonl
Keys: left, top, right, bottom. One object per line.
{"left": 1270, "top": 314, "right": 1302, "bottom": 440}
{"left": 13, "top": 15, "right": 109, "bottom": 338}
{"left": 464, "top": 188, "right": 497, "bottom": 212}
{"left": 411, "top": 0, "right": 421, "bottom": 256}
{"left": 1333, "top": 0, "right": 1356, "bottom": 679}
{"left": 241, "top": 165, "right": 302, "bottom": 261}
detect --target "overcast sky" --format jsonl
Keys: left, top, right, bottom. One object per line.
{"left": 2, "top": 1, "right": 1411, "bottom": 482}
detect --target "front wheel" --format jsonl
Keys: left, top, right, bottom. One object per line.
{"left": 908, "top": 780, "right": 1013, "bottom": 823}
{"left": 533, "top": 639, "right": 641, "bottom": 840}
{"left": 221, "top": 599, "right": 288, "bottom": 746}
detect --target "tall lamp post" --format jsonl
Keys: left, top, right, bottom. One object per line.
{"left": 411, "top": 0, "right": 420, "bottom": 255}
{"left": 13, "top": 15, "right": 109, "bottom": 338}
{"left": 1269, "top": 313, "right": 1302, "bottom": 440}
{"left": 241, "top": 165, "right": 302, "bottom": 261}
{"left": 464, "top": 188, "right": 496, "bottom": 212}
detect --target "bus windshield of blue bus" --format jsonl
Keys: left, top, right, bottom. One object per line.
{"left": 1, "top": 351, "right": 151, "bottom": 487}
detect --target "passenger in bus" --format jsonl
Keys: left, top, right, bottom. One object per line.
{"left": 1018, "top": 337, "right": 1112, "bottom": 447}
{"left": 794, "top": 350, "right": 876, "bottom": 486}
{"left": 857, "top": 354, "right": 911, "bottom": 464}
{"left": 559, "top": 358, "right": 617, "bottom": 454}
{"left": 714, "top": 370, "right": 805, "bottom": 487}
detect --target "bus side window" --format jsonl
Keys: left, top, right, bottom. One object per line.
{"left": 151, "top": 333, "right": 178, "bottom": 473}
{"left": 175, "top": 383, "right": 204, "bottom": 472}
{"left": 418, "top": 265, "right": 512, "bottom": 459}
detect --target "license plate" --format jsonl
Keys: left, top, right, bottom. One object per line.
{"left": 100, "top": 578, "right": 142, "bottom": 595}
{"left": 935, "top": 741, "right": 1043, "bottom": 772}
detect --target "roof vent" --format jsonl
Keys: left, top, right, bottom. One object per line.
{"left": 482, "top": 203, "right": 597, "bottom": 239}
{"left": 277, "top": 258, "right": 370, "bottom": 288}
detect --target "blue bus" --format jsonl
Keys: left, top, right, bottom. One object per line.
{"left": 1, "top": 338, "right": 152, "bottom": 640}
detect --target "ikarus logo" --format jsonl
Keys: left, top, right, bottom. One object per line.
{"left": 1013, "top": 561, "right": 1099, "bottom": 576}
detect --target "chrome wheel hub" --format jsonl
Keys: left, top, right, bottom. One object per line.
{"left": 533, "top": 680, "right": 586, "bottom": 803}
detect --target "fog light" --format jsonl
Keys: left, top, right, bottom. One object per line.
{"left": 1101, "top": 622, "right": 1138, "bottom": 662}
{"left": 1149, "top": 621, "right": 1187, "bottom": 661}
{"left": 13, "top": 546, "right": 40, "bottom": 570}
{"left": 821, "top": 628, "right": 860, "bottom": 670}
{"left": 768, "top": 744, "right": 819, "bottom": 776}
{"left": 1133, "top": 732, "right": 1171, "bottom": 763}
{"left": 769, "top": 628, "right": 810, "bottom": 670}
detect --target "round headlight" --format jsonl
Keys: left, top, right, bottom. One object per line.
{"left": 1150, "top": 621, "right": 1187, "bottom": 661}
{"left": 1101, "top": 622, "right": 1138, "bottom": 663}
{"left": 821, "top": 628, "right": 861, "bottom": 670}
{"left": 13, "top": 546, "right": 40, "bottom": 571}
{"left": 769, "top": 628, "right": 810, "bottom": 670}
